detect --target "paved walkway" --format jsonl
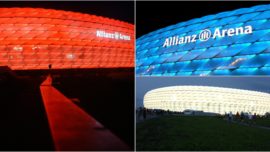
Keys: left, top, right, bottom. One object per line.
{"left": 40, "top": 75, "right": 129, "bottom": 151}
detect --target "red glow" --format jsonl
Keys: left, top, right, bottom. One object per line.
{"left": 0, "top": 8, "right": 134, "bottom": 70}
{"left": 40, "top": 76, "right": 129, "bottom": 151}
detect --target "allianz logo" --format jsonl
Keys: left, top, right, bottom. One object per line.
{"left": 96, "top": 30, "right": 131, "bottom": 41}
{"left": 163, "top": 25, "right": 253, "bottom": 48}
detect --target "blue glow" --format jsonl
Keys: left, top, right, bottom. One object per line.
{"left": 232, "top": 67, "right": 258, "bottom": 75}
{"left": 239, "top": 41, "right": 270, "bottom": 55}
{"left": 174, "top": 61, "right": 191, "bottom": 72}
{"left": 196, "top": 46, "right": 226, "bottom": 59}
{"left": 193, "top": 70, "right": 211, "bottom": 76}
{"left": 253, "top": 10, "right": 270, "bottom": 20}
{"left": 180, "top": 49, "right": 206, "bottom": 61}
{"left": 254, "top": 5, "right": 270, "bottom": 11}
{"left": 212, "top": 69, "right": 231, "bottom": 75}
{"left": 231, "top": 12, "right": 260, "bottom": 24}
{"left": 136, "top": 4, "right": 270, "bottom": 76}
{"left": 216, "top": 44, "right": 250, "bottom": 57}
{"left": 165, "top": 51, "right": 188, "bottom": 62}
{"left": 245, "top": 19, "right": 267, "bottom": 30}
{"left": 176, "top": 71, "right": 192, "bottom": 76}
{"left": 260, "top": 66, "right": 270, "bottom": 75}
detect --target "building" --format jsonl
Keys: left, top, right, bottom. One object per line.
{"left": 0, "top": 8, "right": 134, "bottom": 70}
{"left": 0, "top": 7, "right": 134, "bottom": 150}
{"left": 144, "top": 86, "right": 270, "bottom": 115}
{"left": 136, "top": 4, "right": 270, "bottom": 76}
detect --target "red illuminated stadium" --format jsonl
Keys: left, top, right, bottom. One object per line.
{"left": 0, "top": 6, "right": 134, "bottom": 151}
{"left": 0, "top": 8, "right": 134, "bottom": 70}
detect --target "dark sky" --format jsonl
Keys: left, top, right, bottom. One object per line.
{"left": 136, "top": 1, "right": 270, "bottom": 38}
{"left": 136, "top": 77, "right": 270, "bottom": 108}
{"left": 0, "top": 1, "right": 134, "bottom": 24}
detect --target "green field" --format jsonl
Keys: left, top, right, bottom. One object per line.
{"left": 136, "top": 115, "right": 270, "bottom": 151}
{"left": 253, "top": 118, "right": 270, "bottom": 128}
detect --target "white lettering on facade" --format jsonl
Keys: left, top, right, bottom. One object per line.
{"left": 96, "top": 30, "right": 130, "bottom": 41}
{"left": 163, "top": 25, "right": 253, "bottom": 47}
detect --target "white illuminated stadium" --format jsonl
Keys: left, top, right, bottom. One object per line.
{"left": 144, "top": 86, "right": 270, "bottom": 115}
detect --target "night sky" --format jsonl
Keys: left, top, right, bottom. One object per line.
{"left": 136, "top": 77, "right": 270, "bottom": 108}
{"left": 136, "top": 1, "right": 270, "bottom": 38}
{"left": 0, "top": 1, "right": 134, "bottom": 24}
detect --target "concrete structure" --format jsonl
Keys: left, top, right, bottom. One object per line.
{"left": 144, "top": 86, "right": 270, "bottom": 115}
{"left": 40, "top": 75, "right": 129, "bottom": 151}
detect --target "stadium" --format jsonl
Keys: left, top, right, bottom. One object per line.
{"left": 0, "top": 8, "right": 134, "bottom": 70}
{"left": 136, "top": 4, "right": 270, "bottom": 76}
{"left": 0, "top": 4, "right": 134, "bottom": 151}
{"left": 144, "top": 86, "right": 270, "bottom": 115}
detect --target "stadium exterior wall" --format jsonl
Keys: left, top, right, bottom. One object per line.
{"left": 144, "top": 86, "right": 270, "bottom": 115}
{"left": 0, "top": 8, "right": 134, "bottom": 70}
{"left": 136, "top": 4, "right": 270, "bottom": 76}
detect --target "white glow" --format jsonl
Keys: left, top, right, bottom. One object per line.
{"left": 66, "top": 53, "right": 75, "bottom": 59}
{"left": 13, "top": 45, "right": 23, "bottom": 51}
{"left": 32, "top": 45, "right": 41, "bottom": 50}
{"left": 144, "top": 86, "right": 270, "bottom": 115}
{"left": 96, "top": 30, "right": 130, "bottom": 41}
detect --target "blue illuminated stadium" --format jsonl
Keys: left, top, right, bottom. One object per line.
{"left": 136, "top": 4, "right": 270, "bottom": 76}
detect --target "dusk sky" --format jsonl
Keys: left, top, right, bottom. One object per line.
{"left": 136, "top": 77, "right": 270, "bottom": 108}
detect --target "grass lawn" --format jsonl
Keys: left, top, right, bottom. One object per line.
{"left": 253, "top": 118, "right": 270, "bottom": 128}
{"left": 136, "top": 115, "right": 270, "bottom": 151}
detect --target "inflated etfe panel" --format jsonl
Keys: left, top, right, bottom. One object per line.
{"left": 136, "top": 4, "right": 270, "bottom": 76}
{"left": 144, "top": 86, "right": 270, "bottom": 115}
{"left": 0, "top": 8, "right": 134, "bottom": 70}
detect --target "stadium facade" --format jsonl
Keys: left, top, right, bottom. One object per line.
{"left": 136, "top": 4, "right": 270, "bottom": 76}
{"left": 144, "top": 86, "right": 270, "bottom": 115}
{"left": 0, "top": 8, "right": 134, "bottom": 70}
